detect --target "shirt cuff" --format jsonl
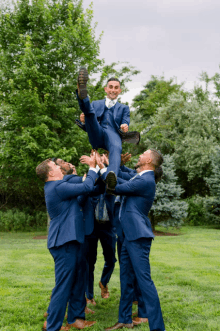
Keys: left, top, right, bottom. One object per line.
{"left": 100, "top": 167, "right": 107, "bottom": 175}
{"left": 96, "top": 165, "right": 100, "bottom": 171}
{"left": 89, "top": 167, "right": 99, "bottom": 173}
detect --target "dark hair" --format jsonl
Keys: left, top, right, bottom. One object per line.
{"left": 107, "top": 77, "right": 121, "bottom": 86}
{"left": 150, "top": 149, "right": 163, "bottom": 168}
{"left": 154, "top": 166, "right": 163, "bottom": 184}
{"left": 36, "top": 158, "right": 52, "bottom": 182}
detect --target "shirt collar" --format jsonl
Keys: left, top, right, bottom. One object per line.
{"left": 138, "top": 170, "right": 154, "bottom": 176}
{"left": 105, "top": 96, "right": 118, "bottom": 107}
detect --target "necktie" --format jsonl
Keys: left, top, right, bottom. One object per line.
{"left": 95, "top": 194, "right": 109, "bottom": 221}
{"left": 108, "top": 100, "right": 115, "bottom": 108}
{"left": 119, "top": 174, "right": 139, "bottom": 221}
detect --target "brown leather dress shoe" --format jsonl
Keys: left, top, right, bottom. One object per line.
{"left": 85, "top": 306, "right": 95, "bottom": 314}
{"left": 132, "top": 317, "right": 148, "bottom": 325}
{"left": 42, "top": 321, "right": 68, "bottom": 331}
{"left": 105, "top": 322, "right": 134, "bottom": 331}
{"left": 66, "top": 319, "right": 96, "bottom": 329}
{"left": 99, "top": 281, "right": 109, "bottom": 299}
{"left": 86, "top": 298, "right": 96, "bottom": 306}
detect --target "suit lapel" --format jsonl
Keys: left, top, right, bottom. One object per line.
{"left": 97, "top": 99, "right": 106, "bottom": 117}
{"left": 113, "top": 102, "right": 120, "bottom": 121}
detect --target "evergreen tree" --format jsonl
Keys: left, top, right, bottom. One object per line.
{"left": 204, "top": 147, "right": 220, "bottom": 224}
{"left": 150, "top": 154, "right": 188, "bottom": 230}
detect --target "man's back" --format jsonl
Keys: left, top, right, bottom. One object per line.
{"left": 45, "top": 170, "right": 98, "bottom": 248}
{"left": 115, "top": 171, "right": 156, "bottom": 241}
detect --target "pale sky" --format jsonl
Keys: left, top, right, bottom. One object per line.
{"left": 82, "top": 0, "right": 220, "bottom": 105}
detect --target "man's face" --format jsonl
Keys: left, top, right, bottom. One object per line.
{"left": 56, "top": 159, "right": 77, "bottom": 175}
{"left": 48, "top": 161, "right": 63, "bottom": 179}
{"left": 136, "top": 150, "right": 152, "bottom": 168}
{"left": 104, "top": 81, "right": 122, "bottom": 100}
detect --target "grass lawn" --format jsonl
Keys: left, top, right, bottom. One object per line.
{"left": 0, "top": 226, "right": 220, "bottom": 331}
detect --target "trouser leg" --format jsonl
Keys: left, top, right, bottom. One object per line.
{"left": 118, "top": 242, "right": 135, "bottom": 324}
{"left": 67, "top": 242, "right": 87, "bottom": 323}
{"left": 99, "top": 223, "right": 117, "bottom": 286}
{"left": 86, "top": 232, "right": 98, "bottom": 300}
{"left": 125, "top": 238, "right": 165, "bottom": 331}
{"left": 47, "top": 241, "right": 84, "bottom": 331}
{"left": 102, "top": 130, "right": 122, "bottom": 179}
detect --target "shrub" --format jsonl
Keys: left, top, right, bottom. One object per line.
{"left": 150, "top": 154, "right": 188, "bottom": 229}
{"left": 0, "top": 209, "right": 47, "bottom": 232}
{"left": 185, "top": 195, "right": 207, "bottom": 226}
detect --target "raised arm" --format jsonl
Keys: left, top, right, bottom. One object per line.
{"left": 114, "top": 176, "right": 151, "bottom": 197}
{"left": 56, "top": 170, "right": 98, "bottom": 200}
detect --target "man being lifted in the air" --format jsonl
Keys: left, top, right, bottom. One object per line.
{"left": 75, "top": 67, "right": 140, "bottom": 192}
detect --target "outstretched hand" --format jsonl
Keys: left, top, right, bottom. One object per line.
{"left": 121, "top": 152, "right": 132, "bottom": 165}
{"left": 101, "top": 153, "right": 109, "bottom": 166}
{"left": 120, "top": 124, "right": 128, "bottom": 133}
{"left": 95, "top": 151, "right": 105, "bottom": 169}
{"left": 80, "top": 155, "right": 91, "bottom": 166}
{"left": 80, "top": 113, "right": 85, "bottom": 124}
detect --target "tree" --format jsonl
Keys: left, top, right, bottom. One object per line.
{"left": 149, "top": 154, "right": 188, "bottom": 230}
{"left": 203, "top": 146, "right": 220, "bottom": 224}
{"left": 132, "top": 75, "right": 184, "bottom": 122}
{"left": 0, "top": 0, "right": 102, "bottom": 209}
{"left": 0, "top": 0, "right": 140, "bottom": 210}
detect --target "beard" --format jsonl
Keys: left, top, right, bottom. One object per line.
{"left": 65, "top": 167, "right": 74, "bottom": 175}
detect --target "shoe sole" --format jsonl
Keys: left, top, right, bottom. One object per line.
{"left": 78, "top": 67, "right": 89, "bottom": 99}
{"left": 106, "top": 172, "right": 117, "bottom": 190}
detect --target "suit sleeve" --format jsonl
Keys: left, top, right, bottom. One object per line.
{"left": 121, "top": 105, "right": 130, "bottom": 126}
{"left": 117, "top": 177, "right": 128, "bottom": 184}
{"left": 120, "top": 165, "right": 136, "bottom": 174}
{"left": 114, "top": 176, "right": 148, "bottom": 197}
{"left": 56, "top": 170, "right": 98, "bottom": 200}
{"left": 118, "top": 170, "right": 132, "bottom": 180}
{"left": 65, "top": 175, "right": 83, "bottom": 184}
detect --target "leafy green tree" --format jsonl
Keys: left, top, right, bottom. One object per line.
{"left": 0, "top": 0, "right": 102, "bottom": 208}
{"left": 132, "top": 75, "right": 184, "bottom": 122}
{"left": 150, "top": 154, "right": 188, "bottom": 230}
{"left": 140, "top": 92, "right": 220, "bottom": 196}
{"left": 0, "top": 0, "right": 140, "bottom": 210}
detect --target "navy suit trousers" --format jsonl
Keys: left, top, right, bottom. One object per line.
{"left": 114, "top": 203, "right": 146, "bottom": 313}
{"left": 47, "top": 241, "right": 86, "bottom": 331}
{"left": 85, "top": 220, "right": 117, "bottom": 299}
{"left": 119, "top": 238, "right": 165, "bottom": 331}
{"left": 82, "top": 101, "right": 122, "bottom": 178}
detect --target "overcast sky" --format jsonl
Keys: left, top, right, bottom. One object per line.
{"left": 82, "top": 0, "right": 220, "bottom": 105}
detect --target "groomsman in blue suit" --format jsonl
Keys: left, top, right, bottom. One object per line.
{"left": 36, "top": 156, "right": 99, "bottom": 331}
{"left": 75, "top": 67, "right": 139, "bottom": 191}
{"left": 79, "top": 153, "right": 117, "bottom": 303}
{"left": 100, "top": 149, "right": 166, "bottom": 331}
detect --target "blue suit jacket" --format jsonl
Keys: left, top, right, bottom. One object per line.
{"left": 45, "top": 170, "right": 98, "bottom": 248}
{"left": 91, "top": 99, "right": 130, "bottom": 129}
{"left": 77, "top": 92, "right": 130, "bottom": 130}
{"left": 118, "top": 165, "right": 137, "bottom": 180}
{"left": 114, "top": 171, "right": 155, "bottom": 241}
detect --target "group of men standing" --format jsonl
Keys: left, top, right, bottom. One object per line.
{"left": 36, "top": 68, "right": 165, "bottom": 331}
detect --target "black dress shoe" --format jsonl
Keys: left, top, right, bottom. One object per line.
{"left": 118, "top": 129, "right": 140, "bottom": 145}
{"left": 106, "top": 171, "right": 117, "bottom": 191}
{"left": 77, "top": 67, "right": 89, "bottom": 99}
{"left": 105, "top": 322, "right": 134, "bottom": 331}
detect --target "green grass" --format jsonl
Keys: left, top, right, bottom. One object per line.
{"left": 0, "top": 226, "right": 220, "bottom": 330}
